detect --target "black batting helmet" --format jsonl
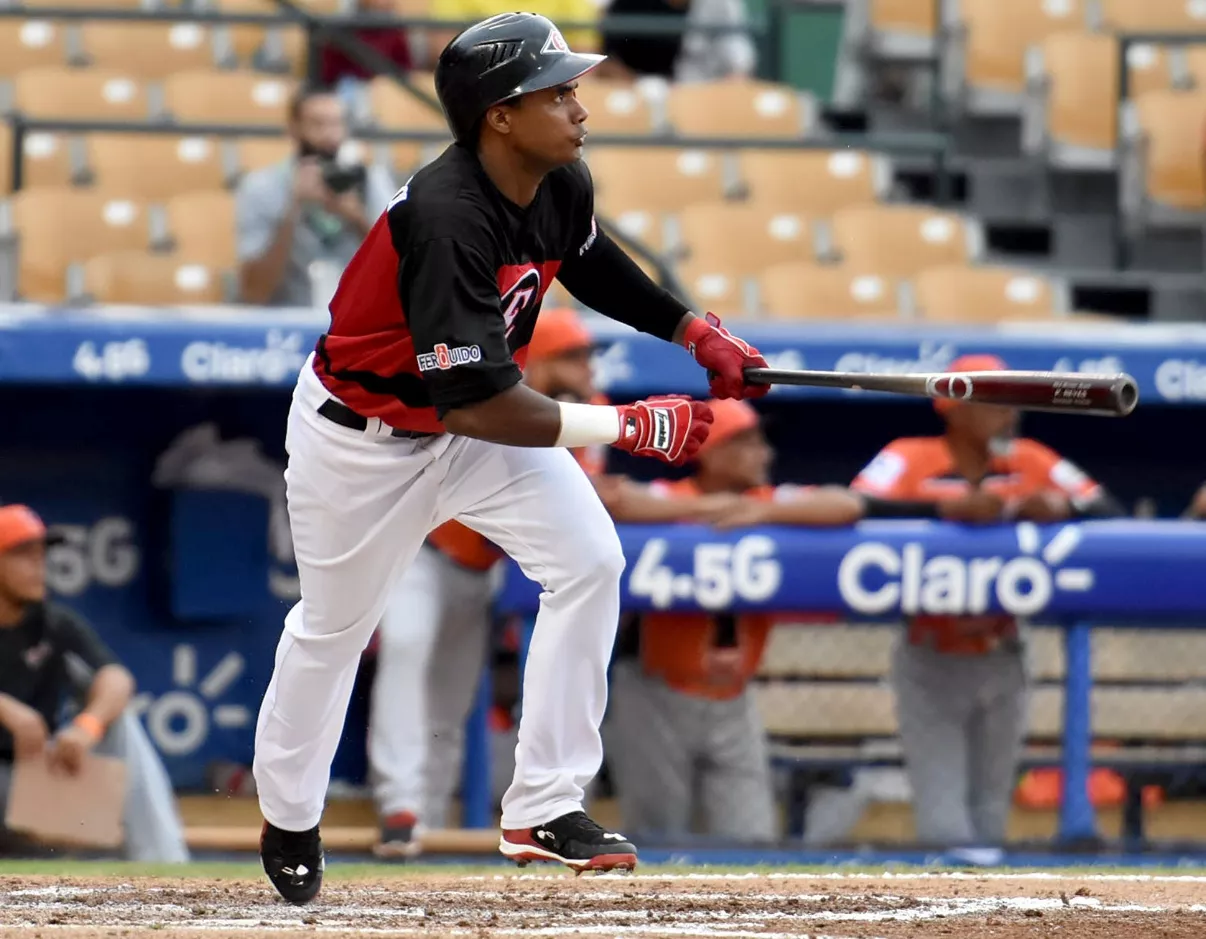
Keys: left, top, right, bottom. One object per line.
{"left": 435, "top": 12, "right": 605, "bottom": 144}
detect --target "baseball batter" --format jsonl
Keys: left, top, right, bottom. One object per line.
{"left": 254, "top": 12, "right": 770, "bottom": 904}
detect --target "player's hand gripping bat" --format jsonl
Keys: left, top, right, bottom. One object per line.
{"left": 742, "top": 367, "right": 1139, "bottom": 417}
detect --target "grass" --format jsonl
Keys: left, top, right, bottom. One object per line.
{"left": 1, "top": 859, "right": 1205, "bottom": 880}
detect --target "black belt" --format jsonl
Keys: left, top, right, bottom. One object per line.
{"left": 317, "top": 399, "right": 435, "bottom": 439}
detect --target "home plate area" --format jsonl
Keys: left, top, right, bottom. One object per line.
{"left": 0, "top": 872, "right": 1204, "bottom": 938}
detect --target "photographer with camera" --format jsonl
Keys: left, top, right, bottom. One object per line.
{"left": 237, "top": 85, "right": 397, "bottom": 308}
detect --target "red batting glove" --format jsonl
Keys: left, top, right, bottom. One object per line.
{"left": 683, "top": 312, "right": 770, "bottom": 400}
{"left": 613, "top": 395, "right": 713, "bottom": 466}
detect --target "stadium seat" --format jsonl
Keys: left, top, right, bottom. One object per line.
{"left": 666, "top": 80, "right": 815, "bottom": 138}
{"left": 587, "top": 147, "right": 733, "bottom": 215}
{"left": 737, "top": 149, "right": 891, "bottom": 216}
{"left": 85, "top": 134, "right": 227, "bottom": 200}
{"left": 13, "top": 67, "right": 148, "bottom": 121}
{"left": 78, "top": 23, "right": 218, "bottom": 78}
{"left": 211, "top": 0, "right": 305, "bottom": 73}
{"left": 597, "top": 202, "right": 666, "bottom": 252}
{"left": 18, "top": 0, "right": 144, "bottom": 7}
{"left": 911, "top": 264, "right": 1068, "bottom": 322}
{"left": 1120, "top": 90, "right": 1206, "bottom": 233}
{"left": 236, "top": 136, "right": 293, "bottom": 173}
{"left": 367, "top": 76, "right": 449, "bottom": 131}
{"left": 577, "top": 79, "right": 657, "bottom": 135}
{"left": 1124, "top": 43, "right": 1177, "bottom": 98}
{"left": 1022, "top": 31, "right": 1118, "bottom": 167}
{"left": 675, "top": 259, "right": 753, "bottom": 318}
{"left": 829, "top": 204, "right": 982, "bottom": 277}
{"left": 944, "top": 0, "right": 1086, "bottom": 113}
{"left": 758, "top": 263, "right": 902, "bottom": 320}
{"left": 1099, "top": 0, "right": 1206, "bottom": 32}
{"left": 865, "top": 0, "right": 937, "bottom": 59}
{"left": 676, "top": 202, "right": 813, "bottom": 272}
{"left": 1180, "top": 46, "right": 1206, "bottom": 90}
{"left": 164, "top": 70, "right": 295, "bottom": 125}
{"left": 8, "top": 187, "right": 151, "bottom": 302}
{"left": 165, "top": 191, "right": 237, "bottom": 267}
{"left": 0, "top": 20, "right": 67, "bottom": 74}
{"left": 83, "top": 250, "right": 227, "bottom": 305}
{"left": 17, "top": 130, "right": 77, "bottom": 188}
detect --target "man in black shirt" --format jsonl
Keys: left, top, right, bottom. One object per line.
{"left": 0, "top": 505, "right": 136, "bottom": 840}
{"left": 255, "top": 11, "right": 771, "bottom": 903}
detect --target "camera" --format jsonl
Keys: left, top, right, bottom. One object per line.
{"left": 320, "top": 159, "right": 367, "bottom": 195}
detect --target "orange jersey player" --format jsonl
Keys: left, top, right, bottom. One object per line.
{"left": 603, "top": 399, "right": 864, "bottom": 842}
{"left": 849, "top": 353, "right": 1123, "bottom": 860}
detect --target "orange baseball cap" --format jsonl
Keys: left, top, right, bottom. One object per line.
{"left": 935, "top": 353, "right": 1008, "bottom": 414}
{"left": 527, "top": 307, "right": 594, "bottom": 363}
{"left": 0, "top": 504, "right": 48, "bottom": 554}
{"left": 697, "top": 398, "right": 760, "bottom": 457}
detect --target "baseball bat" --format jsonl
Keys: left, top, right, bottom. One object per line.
{"left": 743, "top": 367, "right": 1140, "bottom": 417}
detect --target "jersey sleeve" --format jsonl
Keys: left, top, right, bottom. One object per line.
{"left": 48, "top": 605, "right": 119, "bottom": 673}
{"left": 395, "top": 231, "right": 522, "bottom": 416}
{"left": 1020, "top": 440, "right": 1102, "bottom": 502}
{"left": 850, "top": 442, "right": 915, "bottom": 498}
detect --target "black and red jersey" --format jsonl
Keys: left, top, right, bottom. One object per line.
{"left": 312, "top": 143, "right": 688, "bottom": 433}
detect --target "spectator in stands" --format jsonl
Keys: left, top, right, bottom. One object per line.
{"left": 425, "top": 0, "right": 602, "bottom": 66}
{"left": 595, "top": 0, "right": 756, "bottom": 83}
{"left": 604, "top": 399, "right": 864, "bottom": 843}
{"left": 0, "top": 504, "right": 188, "bottom": 862}
{"left": 1184, "top": 484, "right": 1206, "bottom": 518}
{"left": 319, "top": 0, "right": 413, "bottom": 100}
{"left": 366, "top": 308, "right": 734, "bottom": 857}
{"left": 236, "top": 85, "right": 396, "bottom": 308}
{"left": 849, "top": 354, "right": 1125, "bottom": 863}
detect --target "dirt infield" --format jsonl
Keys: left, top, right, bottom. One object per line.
{"left": 0, "top": 870, "right": 1204, "bottom": 938}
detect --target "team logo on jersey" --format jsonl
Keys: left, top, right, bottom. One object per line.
{"left": 418, "top": 343, "right": 483, "bottom": 372}
{"left": 541, "top": 27, "right": 570, "bottom": 54}
{"left": 500, "top": 267, "right": 543, "bottom": 337}
{"left": 578, "top": 215, "right": 598, "bottom": 256}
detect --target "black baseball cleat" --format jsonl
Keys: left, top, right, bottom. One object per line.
{"left": 499, "top": 811, "right": 638, "bottom": 873}
{"left": 260, "top": 821, "right": 325, "bottom": 904}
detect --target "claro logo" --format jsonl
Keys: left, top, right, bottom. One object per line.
{"left": 1155, "top": 359, "right": 1206, "bottom": 402}
{"left": 837, "top": 523, "right": 1094, "bottom": 617}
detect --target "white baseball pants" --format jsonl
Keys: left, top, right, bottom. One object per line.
{"left": 368, "top": 544, "right": 496, "bottom": 827}
{"left": 254, "top": 356, "right": 625, "bottom": 832}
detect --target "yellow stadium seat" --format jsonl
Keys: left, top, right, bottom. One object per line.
{"left": 236, "top": 137, "right": 293, "bottom": 173}
{"left": 13, "top": 67, "right": 148, "bottom": 121}
{"left": 0, "top": 20, "right": 67, "bottom": 74}
{"left": 1099, "top": 0, "right": 1206, "bottom": 32}
{"left": 368, "top": 76, "right": 450, "bottom": 131}
{"left": 667, "top": 80, "right": 814, "bottom": 138}
{"left": 830, "top": 204, "right": 982, "bottom": 277}
{"left": 675, "top": 259, "right": 751, "bottom": 318}
{"left": 738, "top": 149, "right": 890, "bottom": 216}
{"left": 165, "top": 191, "right": 238, "bottom": 268}
{"left": 577, "top": 79, "right": 657, "bottom": 135}
{"left": 211, "top": 0, "right": 305, "bottom": 72}
{"left": 911, "top": 265, "right": 1067, "bottom": 323}
{"left": 1124, "top": 43, "right": 1176, "bottom": 98}
{"left": 85, "top": 134, "right": 227, "bottom": 201}
{"left": 1130, "top": 91, "right": 1206, "bottom": 209}
{"left": 758, "top": 263, "right": 902, "bottom": 320}
{"left": 948, "top": 0, "right": 1086, "bottom": 109}
{"left": 78, "top": 22, "right": 217, "bottom": 78}
{"left": 10, "top": 188, "right": 151, "bottom": 302}
{"left": 1180, "top": 46, "right": 1206, "bottom": 91}
{"left": 164, "top": 70, "right": 295, "bottom": 125}
{"left": 19, "top": 0, "right": 143, "bottom": 7}
{"left": 83, "top": 250, "right": 227, "bottom": 305}
{"left": 587, "top": 147, "right": 732, "bottom": 215}
{"left": 677, "top": 202, "right": 813, "bottom": 273}
{"left": 1024, "top": 32, "right": 1118, "bottom": 163}
{"left": 867, "top": 0, "right": 937, "bottom": 59}
{"left": 19, "top": 131, "right": 76, "bottom": 188}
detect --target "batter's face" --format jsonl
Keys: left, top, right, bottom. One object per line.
{"left": 501, "top": 82, "right": 589, "bottom": 168}
{"left": 526, "top": 346, "right": 595, "bottom": 402}
{"left": 946, "top": 401, "right": 1018, "bottom": 446}
{"left": 291, "top": 94, "right": 347, "bottom": 159}
{"left": 698, "top": 427, "right": 773, "bottom": 491}
{"left": 0, "top": 540, "right": 46, "bottom": 611}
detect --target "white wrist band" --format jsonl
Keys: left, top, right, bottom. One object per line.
{"left": 555, "top": 401, "right": 622, "bottom": 448}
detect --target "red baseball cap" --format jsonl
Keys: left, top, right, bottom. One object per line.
{"left": 935, "top": 353, "right": 1008, "bottom": 414}
{"left": 697, "top": 398, "right": 760, "bottom": 457}
{"left": 527, "top": 308, "right": 594, "bottom": 363}
{"left": 0, "top": 505, "right": 49, "bottom": 554}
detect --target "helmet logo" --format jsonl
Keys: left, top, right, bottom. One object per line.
{"left": 541, "top": 27, "right": 570, "bottom": 54}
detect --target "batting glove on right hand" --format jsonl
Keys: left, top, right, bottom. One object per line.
{"left": 613, "top": 395, "right": 713, "bottom": 466}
